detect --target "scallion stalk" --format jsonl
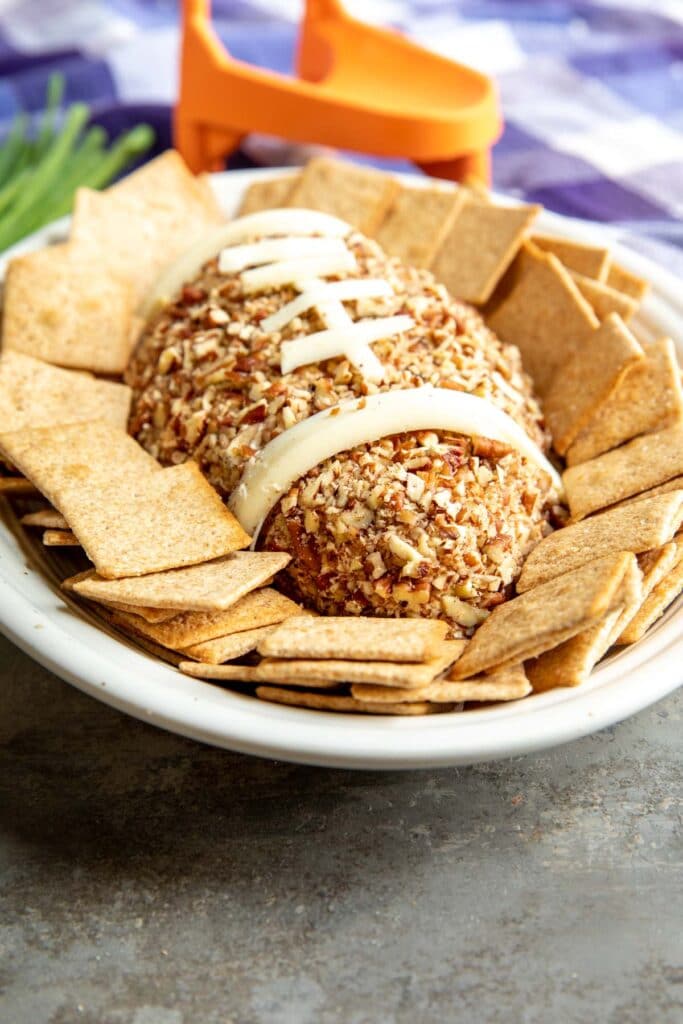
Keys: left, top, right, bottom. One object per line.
{"left": 0, "top": 102, "right": 89, "bottom": 250}
{"left": 0, "top": 114, "right": 29, "bottom": 189}
{"left": 32, "top": 73, "right": 65, "bottom": 161}
{"left": 0, "top": 75, "right": 154, "bottom": 250}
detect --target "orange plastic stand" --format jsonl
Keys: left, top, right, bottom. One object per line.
{"left": 174, "top": 0, "right": 502, "bottom": 184}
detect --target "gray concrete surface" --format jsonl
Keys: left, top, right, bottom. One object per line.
{"left": 0, "top": 631, "right": 681, "bottom": 1024}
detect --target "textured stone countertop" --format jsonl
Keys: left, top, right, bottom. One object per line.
{"left": 1, "top": 631, "right": 681, "bottom": 1024}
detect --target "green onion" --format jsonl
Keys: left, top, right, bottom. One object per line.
{"left": 32, "top": 73, "right": 65, "bottom": 161}
{"left": 78, "top": 123, "right": 155, "bottom": 190}
{"left": 0, "top": 113, "right": 29, "bottom": 189}
{"left": 19, "top": 126, "right": 108, "bottom": 233}
{"left": 0, "top": 102, "right": 89, "bottom": 250}
{"left": 0, "top": 74, "right": 155, "bottom": 251}
{"left": 0, "top": 165, "right": 33, "bottom": 216}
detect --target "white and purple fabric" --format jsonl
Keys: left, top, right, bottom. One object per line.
{"left": 1, "top": 0, "right": 682, "bottom": 270}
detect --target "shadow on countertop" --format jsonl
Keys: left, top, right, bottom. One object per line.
{"left": 1, "top": 633, "right": 681, "bottom": 1024}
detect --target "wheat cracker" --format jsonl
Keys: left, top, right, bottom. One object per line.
{"left": 182, "top": 624, "right": 278, "bottom": 664}
{"left": 253, "top": 640, "right": 465, "bottom": 689}
{"left": 70, "top": 551, "right": 290, "bottom": 611}
{"left": 375, "top": 186, "right": 464, "bottom": 267}
{"left": 258, "top": 615, "right": 450, "bottom": 663}
{"left": 486, "top": 242, "right": 599, "bottom": 394}
{"left": 286, "top": 157, "right": 399, "bottom": 235}
{"left": 2, "top": 244, "right": 135, "bottom": 374}
{"left": 431, "top": 197, "right": 539, "bottom": 305}
{"left": 107, "top": 587, "right": 300, "bottom": 650}
{"left": 605, "top": 262, "right": 649, "bottom": 301}
{"left": 451, "top": 552, "right": 638, "bottom": 678}
{"left": 238, "top": 175, "right": 297, "bottom": 214}
{"left": 255, "top": 686, "right": 450, "bottom": 715}
{"left": 563, "top": 422, "right": 683, "bottom": 520}
{"left": 543, "top": 313, "right": 643, "bottom": 454}
{"left": 352, "top": 663, "right": 530, "bottom": 703}
{"left": 531, "top": 234, "right": 609, "bottom": 279}
{"left": 517, "top": 491, "right": 683, "bottom": 592}
{"left": 0, "top": 352, "right": 131, "bottom": 432}
{"left": 566, "top": 339, "right": 683, "bottom": 466}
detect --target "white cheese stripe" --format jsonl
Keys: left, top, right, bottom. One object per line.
{"left": 280, "top": 316, "right": 414, "bottom": 375}
{"left": 315, "top": 297, "right": 351, "bottom": 329}
{"left": 222, "top": 208, "right": 351, "bottom": 240}
{"left": 241, "top": 252, "right": 357, "bottom": 294}
{"left": 290, "top": 280, "right": 389, "bottom": 383}
{"left": 217, "top": 236, "right": 348, "bottom": 275}
{"left": 344, "top": 342, "right": 387, "bottom": 383}
{"left": 140, "top": 208, "right": 352, "bottom": 317}
{"left": 262, "top": 279, "right": 393, "bottom": 333}
{"left": 316, "top": 301, "right": 387, "bottom": 384}
{"left": 229, "top": 386, "right": 562, "bottom": 534}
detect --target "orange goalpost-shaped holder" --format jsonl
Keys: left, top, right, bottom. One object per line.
{"left": 174, "top": 0, "right": 502, "bottom": 184}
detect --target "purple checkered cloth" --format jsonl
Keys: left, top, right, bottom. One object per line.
{"left": 1, "top": 0, "right": 682, "bottom": 271}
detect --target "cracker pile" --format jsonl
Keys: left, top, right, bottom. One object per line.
{"left": 179, "top": 616, "right": 532, "bottom": 713}
{"left": 0, "top": 151, "right": 681, "bottom": 716}
{"left": 63, "top": 555, "right": 301, "bottom": 665}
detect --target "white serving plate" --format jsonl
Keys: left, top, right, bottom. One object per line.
{"left": 0, "top": 168, "right": 681, "bottom": 769}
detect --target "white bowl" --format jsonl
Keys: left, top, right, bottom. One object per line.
{"left": 0, "top": 168, "right": 681, "bottom": 769}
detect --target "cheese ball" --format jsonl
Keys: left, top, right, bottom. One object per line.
{"left": 126, "top": 231, "right": 556, "bottom": 633}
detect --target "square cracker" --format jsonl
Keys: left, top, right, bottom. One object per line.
{"left": 570, "top": 272, "right": 638, "bottom": 323}
{"left": 21, "top": 509, "right": 69, "bottom": 529}
{"left": 431, "top": 197, "right": 540, "bottom": 305}
{"left": 108, "top": 151, "right": 222, "bottom": 215}
{"left": 178, "top": 662, "right": 340, "bottom": 687}
{"left": 100, "top": 602, "right": 178, "bottom": 624}
{"left": 605, "top": 262, "right": 649, "bottom": 302}
{"left": 607, "top": 539, "right": 681, "bottom": 645}
{"left": 636, "top": 541, "right": 679, "bottom": 595}
{"left": 70, "top": 460, "right": 249, "bottom": 579}
{"left": 95, "top": 610, "right": 183, "bottom": 667}
{"left": 286, "top": 157, "right": 400, "bottom": 235}
{"left": 62, "top": 570, "right": 178, "bottom": 623}
{"left": 450, "top": 552, "right": 637, "bottom": 679}
{"left": 517, "top": 490, "right": 683, "bottom": 592}
{"left": 351, "top": 663, "right": 530, "bottom": 704}
{"left": 107, "top": 588, "right": 300, "bottom": 650}
{"left": 69, "top": 551, "right": 290, "bottom": 611}
{"left": 563, "top": 422, "right": 683, "bottom": 521}
{"left": 530, "top": 234, "right": 609, "bottom": 280}
{"left": 0, "top": 352, "right": 132, "bottom": 433}
{"left": 610, "top": 476, "right": 683, "bottom": 510}
{"left": 182, "top": 624, "right": 278, "bottom": 664}
{"left": 255, "top": 686, "right": 450, "bottom": 715}
{"left": 526, "top": 609, "right": 623, "bottom": 692}
{"left": 257, "top": 615, "right": 449, "bottom": 663}
{"left": 2, "top": 244, "right": 135, "bottom": 375}
{"left": 254, "top": 640, "right": 465, "bottom": 690}
{"left": 43, "top": 529, "right": 79, "bottom": 546}
{"left": 0, "top": 476, "right": 38, "bottom": 495}
{"left": 0, "top": 420, "right": 158, "bottom": 492}
{"left": 566, "top": 339, "right": 683, "bottom": 466}
{"left": 374, "top": 186, "right": 464, "bottom": 267}
{"left": 238, "top": 175, "right": 297, "bottom": 215}
{"left": 543, "top": 313, "right": 643, "bottom": 455}
{"left": 0, "top": 421, "right": 250, "bottom": 578}
{"left": 617, "top": 542, "right": 683, "bottom": 644}
{"left": 70, "top": 151, "right": 224, "bottom": 303}
{"left": 485, "top": 242, "right": 599, "bottom": 394}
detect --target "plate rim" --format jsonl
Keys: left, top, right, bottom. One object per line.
{"left": 0, "top": 166, "right": 681, "bottom": 769}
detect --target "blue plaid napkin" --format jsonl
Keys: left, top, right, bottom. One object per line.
{"left": 1, "top": 0, "right": 682, "bottom": 270}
